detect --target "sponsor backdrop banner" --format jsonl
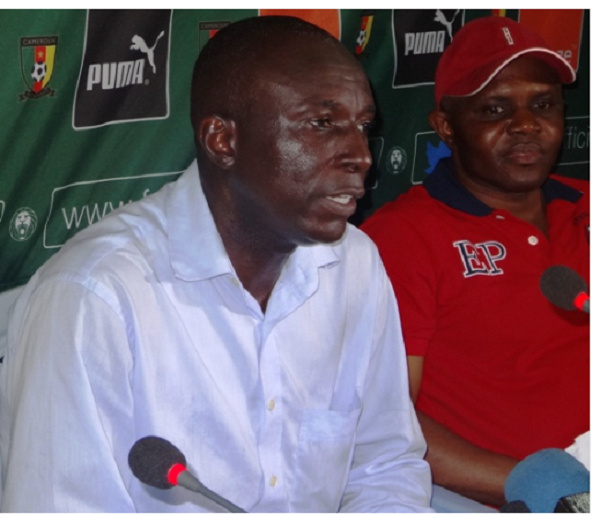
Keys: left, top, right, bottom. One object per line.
{"left": 0, "top": 9, "right": 589, "bottom": 292}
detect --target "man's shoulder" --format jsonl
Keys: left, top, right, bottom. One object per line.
{"left": 36, "top": 166, "right": 192, "bottom": 287}
{"left": 342, "top": 223, "right": 386, "bottom": 255}
{"left": 360, "top": 185, "right": 435, "bottom": 235}
{"left": 345, "top": 222, "right": 378, "bottom": 244}
{"left": 35, "top": 196, "right": 167, "bottom": 291}
{"left": 318, "top": 224, "right": 388, "bottom": 278}
{"left": 549, "top": 174, "right": 590, "bottom": 196}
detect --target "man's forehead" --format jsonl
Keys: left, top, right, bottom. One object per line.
{"left": 267, "top": 49, "right": 368, "bottom": 89}
{"left": 260, "top": 69, "right": 375, "bottom": 112}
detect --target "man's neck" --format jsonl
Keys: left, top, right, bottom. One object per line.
{"left": 472, "top": 186, "right": 548, "bottom": 235}
{"left": 200, "top": 171, "right": 298, "bottom": 312}
{"left": 227, "top": 240, "right": 292, "bottom": 313}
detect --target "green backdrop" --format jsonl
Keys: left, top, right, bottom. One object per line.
{"left": 0, "top": 9, "right": 589, "bottom": 292}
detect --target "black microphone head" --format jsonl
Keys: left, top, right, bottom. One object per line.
{"left": 128, "top": 436, "right": 187, "bottom": 490}
{"left": 540, "top": 265, "right": 588, "bottom": 311}
{"left": 500, "top": 500, "right": 531, "bottom": 512}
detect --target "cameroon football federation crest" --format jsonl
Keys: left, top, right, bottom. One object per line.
{"left": 20, "top": 36, "right": 58, "bottom": 100}
{"left": 355, "top": 14, "right": 374, "bottom": 56}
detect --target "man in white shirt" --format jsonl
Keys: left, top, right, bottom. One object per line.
{"left": 0, "top": 16, "right": 431, "bottom": 512}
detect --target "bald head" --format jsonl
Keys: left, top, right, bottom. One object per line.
{"left": 190, "top": 15, "right": 350, "bottom": 133}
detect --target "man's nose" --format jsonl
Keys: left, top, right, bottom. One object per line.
{"left": 340, "top": 126, "right": 373, "bottom": 174}
{"left": 507, "top": 107, "right": 542, "bottom": 135}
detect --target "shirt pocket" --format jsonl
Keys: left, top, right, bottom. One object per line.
{"left": 290, "top": 407, "right": 361, "bottom": 512}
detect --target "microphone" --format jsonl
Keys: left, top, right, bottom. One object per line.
{"left": 501, "top": 449, "right": 590, "bottom": 512}
{"left": 540, "top": 265, "right": 589, "bottom": 313}
{"left": 128, "top": 436, "right": 246, "bottom": 512}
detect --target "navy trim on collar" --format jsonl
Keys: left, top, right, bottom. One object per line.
{"left": 423, "top": 157, "right": 583, "bottom": 216}
{"left": 542, "top": 174, "right": 583, "bottom": 204}
{"left": 423, "top": 158, "right": 492, "bottom": 216}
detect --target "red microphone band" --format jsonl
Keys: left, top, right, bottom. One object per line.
{"left": 574, "top": 292, "right": 589, "bottom": 312}
{"left": 167, "top": 462, "right": 187, "bottom": 486}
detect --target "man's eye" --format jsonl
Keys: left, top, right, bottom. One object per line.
{"left": 359, "top": 120, "right": 376, "bottom": 134}
{"left": 483, "top": 104, "right": 505, "bottom": 115}
{"left": 309, "top": 118, "right": 334, "bottom": 128}
{"left": 535, "top": 100, "right": 552, "bottom": 110}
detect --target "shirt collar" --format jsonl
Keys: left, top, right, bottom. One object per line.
{"left": 167, "top": 161, "right": 234, "bottom": 281}
{"left": 166, "top": 160, "right": 340, "bottom": 282}
{"left": 424, "top": 157, "right": 583, "bottom": 216}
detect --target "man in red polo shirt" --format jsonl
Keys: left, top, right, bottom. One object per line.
{"left": 361, "top": 16, "right": 589, "bottom": 507}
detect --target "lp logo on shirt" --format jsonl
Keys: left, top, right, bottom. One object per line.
{"left": 453, "top": 240, "right": 506, "bottom": 277}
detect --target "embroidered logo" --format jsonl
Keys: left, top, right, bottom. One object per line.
{"left": 130, "top": 32, "right": 164, "bottom": 74}
{"left": 355, "top": 13, "right": 374, "bottom": 56}
{"left": 502, "top": 26, "right": 514, "bottom": 45}
{"left": 386, "top": 146, "right": 407, "bottom": 175}
{"left": 454, "top": 240, "right": 507, "bottom": 277}
{"left": 19, "top": 36, "right": 58, "bottom": 101}
{"left": 9, "top": 207, "right": 38, "bottom": 242}
{"left": 433, "top": 9, "right": 462, "bottom": 42}
{"left": 392, "top": 9, "right": 464, "bottom": 89}
{"left": 73, "top": 10, "right": 171, "bottom": 129}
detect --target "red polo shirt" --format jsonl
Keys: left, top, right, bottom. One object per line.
{"left": 361, "top": 159, "right": 589, "bottom": 460}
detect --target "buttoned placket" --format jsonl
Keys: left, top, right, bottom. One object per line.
{"left": 256, "top": 319, "right": 285, "bottom": 509}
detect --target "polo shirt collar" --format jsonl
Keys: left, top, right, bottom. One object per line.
{"left": 424, "top": 157, "right": 583, "bottom": 216}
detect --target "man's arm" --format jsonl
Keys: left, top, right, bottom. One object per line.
{"left": 408, "top": 355, "right": 518, "bottom": 506}
{"left": 1, "top": 278, "right": 136, "bottom": 512}
{"left": 340, "top": 268, "right": 433, "bottom": 512}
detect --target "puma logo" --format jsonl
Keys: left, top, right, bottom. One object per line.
{"left": 433, "top": 10, "right": 461, "bottom": 41}
{"left": 130, "top": 31, "right": 165, "bottom": 74}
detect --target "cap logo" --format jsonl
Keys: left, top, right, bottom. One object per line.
{"left": 502, "top": 27, "right": 514, "bottom": 45}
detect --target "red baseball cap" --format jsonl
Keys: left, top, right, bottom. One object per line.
{"left": 434, "top": 16, "right": 576, "bottom": 108}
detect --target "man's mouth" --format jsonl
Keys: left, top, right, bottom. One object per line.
{"left": 326, "top": 194, "right": 354, "bottom": 205}
{"left": 507, "top": 143, "right": 543, "bottom": 165}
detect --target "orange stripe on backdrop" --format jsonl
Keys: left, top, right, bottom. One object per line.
{"left": 518, "top": 9, "right": 584, "bottom": 72}
{"left": 259, "top": 9, "right": 341, "bottom": 39}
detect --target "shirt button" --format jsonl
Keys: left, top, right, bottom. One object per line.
{"left": 496, "top": 215, "right": 505, "bottom": 220}
{"left": 230, "top": 277, "right": 239, "bottom": 287}
{"left": 267, "top": 399, "right": 276, "bottom": 411}
{"left": 528, "top": 235, "right": 539, "bottom": 246}
{"left": 269, "top": 475, "right": 278, "bottom": 487}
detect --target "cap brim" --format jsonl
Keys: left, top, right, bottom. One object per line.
{"left": 441, "top": 48, "right": 576, "bottom": 105}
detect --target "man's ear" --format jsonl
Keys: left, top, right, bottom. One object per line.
{"left": 428, "top": 109, "right": 454, "bottom": 149}
{"left": 197, "top": 116, "right": 237, "bottom": 169}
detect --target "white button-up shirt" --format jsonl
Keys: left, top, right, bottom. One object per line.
{"left": 0, "top": 162, "right": 431, "bottom": 512}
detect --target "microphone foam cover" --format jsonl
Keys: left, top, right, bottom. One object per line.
{"left": 128, "top": 436, "right": 187, "bottom": 489}
{"left": 505, "top": 449, "right": 589, "bottom": 513}
{"left": 540, "top": 265, "right": 588, "bottom": 311}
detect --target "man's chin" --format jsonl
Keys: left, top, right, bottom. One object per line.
{"left": 509, "top": 172, "right": 550, "bottom": 192}
{"left": 304, "top": 224, "right": 348, "bottom": 246}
